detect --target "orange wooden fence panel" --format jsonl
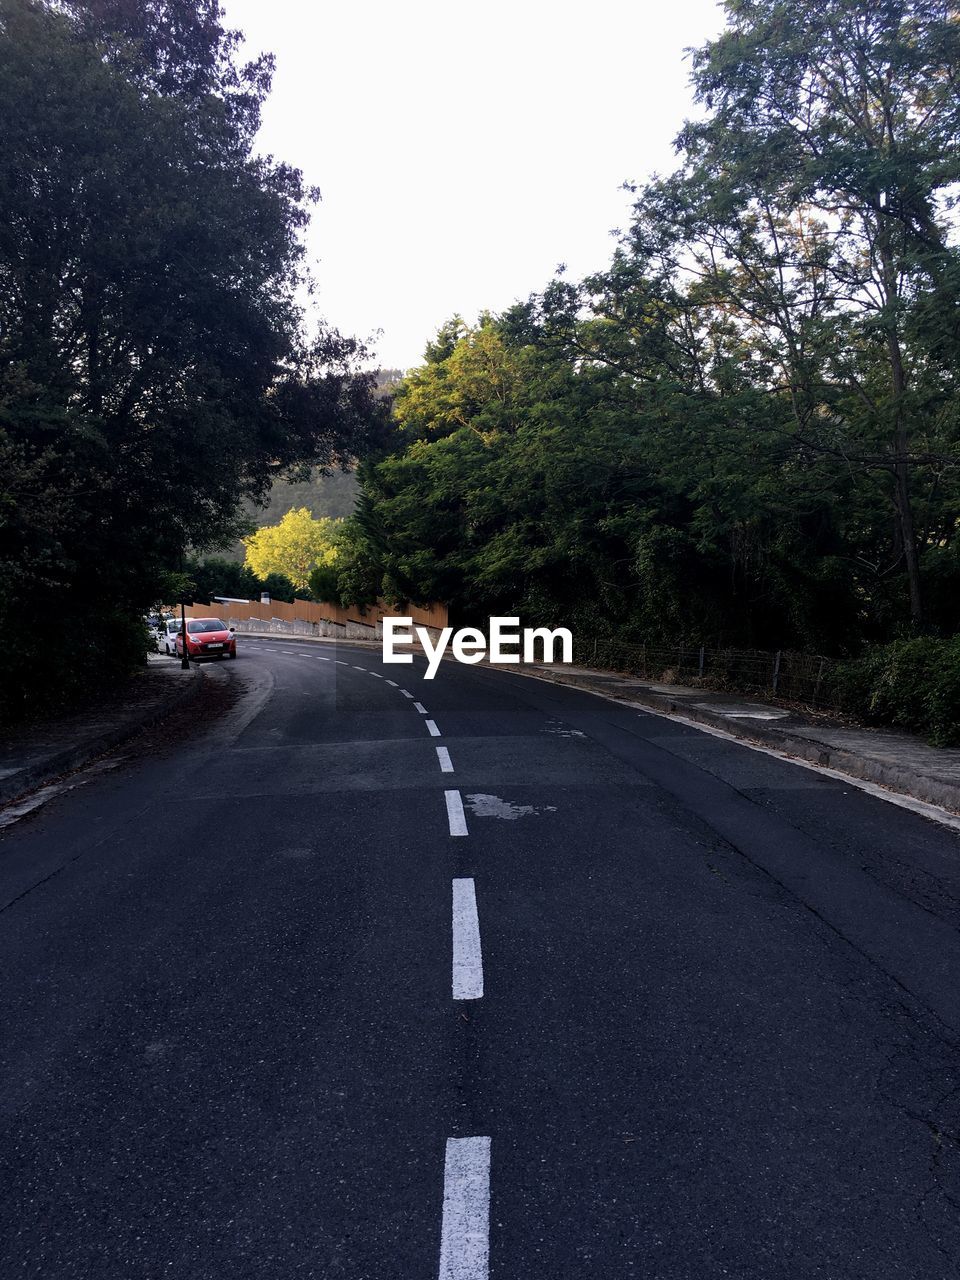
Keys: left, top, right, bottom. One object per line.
{"left": 175, "top": 597, "right": 448, "bottom": 630}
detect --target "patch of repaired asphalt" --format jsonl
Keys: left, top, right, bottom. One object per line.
{"left": 464, "top": 793, "right": 557, "bottom": 820}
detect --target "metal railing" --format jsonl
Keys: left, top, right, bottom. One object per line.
{"left": 575, "top": 638, "right": 836, "bottom": 708}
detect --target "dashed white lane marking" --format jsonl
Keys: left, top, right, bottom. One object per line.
{"left": 426, "top": 720, "right": 442, "bottom": 737}
{"left": 400, "top": 689, "right": 414, "bottom": 699}
{"left": 336, "top": 661, "right": 350, "bottom": 666}
{"left": 317, "top": 656, "right": 331, "bottom": 661}
{"left": 370, "top": 672, "right": 382, "bottom": 678}
{"left": 451, "top": 878, "right": 483, "bottom": 1000}
{"left": 353, "top": 665, "right": 367, "bottom": 671}
{"left": 414, "top": 702, "right": 428, "bottom": 714}
{"left": 438, "top": 1136, "right": 491, "bottom": 1280}
{"left": 437, "top": 746, "right": 454, "bottom": 773}
{"left": 386, "top": 680, "right": 399, "bottom": 688}
{"left": 445, "top": 789, "right": 468, "bottom": 836}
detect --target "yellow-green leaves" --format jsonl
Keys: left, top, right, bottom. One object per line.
{"left": 243, "top": 508, "right": 341, "bottom": 593}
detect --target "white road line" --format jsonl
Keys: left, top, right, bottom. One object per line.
{"left": 426, "top": 720, "right": 441, "bottom": 737}
{"left": 386, "top": 679, "right": 399, "bottom": 687}
{"left": 445, "top": 789, "right": 468, "bottom": 836}
{"left": 436, "top": 747, "right": 454, "bottom": 773}
{"left": 452, "top": 878, "right": 483, "bottom": 999}
{"left": 414, "top": 702, "right": 428, "bottom": 714}
{"left": 400, "top": 689, "right": 414, "bottom": 699}
{"left": 336, "top": 660, "right": 350, "bottom": 666}
{"left": 370, "top": 671, "right": 382, "bottom": 678}
{"left": 438, "top": 1136, "right": 491, "bottom": 1280}
{"left": 317, "top": 656, "right": 331, "bottom": 661}
{"left": 353, "top": 665, "right": 367, "bottom": 671}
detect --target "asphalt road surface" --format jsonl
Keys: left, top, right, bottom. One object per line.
{"left": 2, "top": 637, "right": 960, "bottom": 1278}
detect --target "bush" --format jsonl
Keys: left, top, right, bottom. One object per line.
{"left": 185, "top": 558, "right": 297, "bottom": 605}
{"left": 831, "top": 637, "right": 960, "bottom": 746}
{"left": 307, "top": 562, "right": 341, "bottom": 604}
{"left": 0, "top": 602, "right": 150, "bottom": 726}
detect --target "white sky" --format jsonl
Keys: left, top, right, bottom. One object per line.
{"left": 220, "top": 0, "right": 725, "bottom": 371}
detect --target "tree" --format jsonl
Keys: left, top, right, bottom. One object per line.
{"left": 307, "top": 562, "right": 340, "bottom": 603}
{"left": 628, "top": 0, "right": 960, "bottom": 628}
{"left": 183, "top": 556, "right": 296, "bottom": 603}
{"left": 244, "top": 508, "right": 341, "bottom": 593}
{"left": 0, "top": 0, "right": 382, "bottom": 720}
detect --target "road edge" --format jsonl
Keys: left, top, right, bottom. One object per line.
{"left": 510, "top": 666, "right": 960, "bottom": 819}
{"left": 0, "top": 664, "right": 205, "bottom": 809}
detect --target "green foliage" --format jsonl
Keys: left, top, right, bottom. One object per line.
{"left": 243, "top": 508, "right": 341, "bottom": 593}
{"left": 659, "top": 0, "right": 960, "bottom": 627}
{"left": 183, "top": 557, "right": 295, "bottom": 604}
{"left": 2, "top": 602, "right": 150, "bottom": 724}
{"left": 307, "top": 562, "right": 340, "bottom": 603}
{"left": 0, "top": 0, "right": 382, "bottom": 721}
{"left": 344, "top": 315, "right": 866, "bottom": 650}
{"left": 332, "top": 498, "right": 393, "bottom": 607}
{"left": 337, "top": 0, "right": 960, "bottom": 706}
{"left": 259, "top": 573, "right": 297, "bottom": 604}
{"left": 831, "top": 639, "right": 960, "bottom": 747}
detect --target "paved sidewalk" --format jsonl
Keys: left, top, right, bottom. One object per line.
{"left": 518, "top": 661, "right": 960, "bottom": 817}
{"left": 0, "top": 656, "right": 202, "bottom": 806}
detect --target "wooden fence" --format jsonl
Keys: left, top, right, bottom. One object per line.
{"left": 174, "top": 597, "right": 448, "bottom": 640}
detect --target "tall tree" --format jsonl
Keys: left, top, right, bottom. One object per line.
{"left": 244, "top": 508, "right": 341, "bottom": 593}
{"left": 628, "top": 0, "right": 960, "bottom": 627}
{"left": 0, "top": 0, "right": 382, "bottom": 719}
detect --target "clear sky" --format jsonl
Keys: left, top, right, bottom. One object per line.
{"left": 220, "top": 0, "right": 725, "bottom": 372}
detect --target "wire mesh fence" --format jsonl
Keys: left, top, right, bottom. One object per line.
{"left": 574, "top": 637, "right": 837, "bottom": 708}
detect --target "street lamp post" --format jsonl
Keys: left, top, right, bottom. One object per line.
{"left": 180, "top": 600, "right": 190, "bottom": 670}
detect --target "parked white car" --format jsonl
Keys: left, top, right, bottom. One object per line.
{"left": 161, "top": 617, "right": 182, "bottom": 655}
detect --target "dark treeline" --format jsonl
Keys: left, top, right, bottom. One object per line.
{"left": 337, "top": 0, "right": 960, "bottom": 681}
{"left": 0, "top": 0, "right": 384, "bottom": 721}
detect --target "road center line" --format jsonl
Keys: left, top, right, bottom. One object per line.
{"left": 445, "top": 789, "right": 468, "bottom": 836}
{"left": 336, "top": 660, "right": 350, "bottom": 666}
{"left": 385, "top": 679, "right": 399, "bottom": 687}
{"left": 353, "top": 665, "right": 366, "bottom": 671}
{"left": 438, "top": 1136, "right": 491, "bottom": 1280}
{"left": 414, "top": 702, "right": 428, "bottom": 714}
{"left": 400, "top": 689, "right": 414, "bottom": 699}
{"left": 436, "top": 747, "right": 454, "bottom": 773}
{"left": 370, "top": 671, "right": 382, "bottom": 677}
{"left": 426, "top": 720, "right": 441, "bottom": 737}
{"left": 451, "top": 878, "right": 483, "bottom": 999}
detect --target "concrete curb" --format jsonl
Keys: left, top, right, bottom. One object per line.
{"left": 515, "top": 667, "right": 960, "bottom": 817}
{"left": 0, "top": 664, "right": 204, "bottom": 809}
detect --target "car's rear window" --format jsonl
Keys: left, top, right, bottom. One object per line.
{"left": 186, "top": 619, "right": 227, "bottom": 633}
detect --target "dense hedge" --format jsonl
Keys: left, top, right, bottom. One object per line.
{"left": 831, "top": 638, "right": 960, "bottom": 747}
{"left": 0, "top": 605, "right": 150, "bottom": 726}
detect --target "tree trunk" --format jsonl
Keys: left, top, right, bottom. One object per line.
{"left": 879, "top": 229, "right": 925, "bottom": 630}
{"left": 892, "top": 452, "right": 924, "bottom": 628}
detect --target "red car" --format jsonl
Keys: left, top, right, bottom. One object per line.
{"left": 176, "top": 617, "right": 237, "bottom": 660}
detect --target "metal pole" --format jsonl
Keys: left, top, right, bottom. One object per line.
{"left": 772, "top": 649, "right": 781, "bottom": 695}
{"left": 180, "top": 601, "right": 190, "bottom": 670}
